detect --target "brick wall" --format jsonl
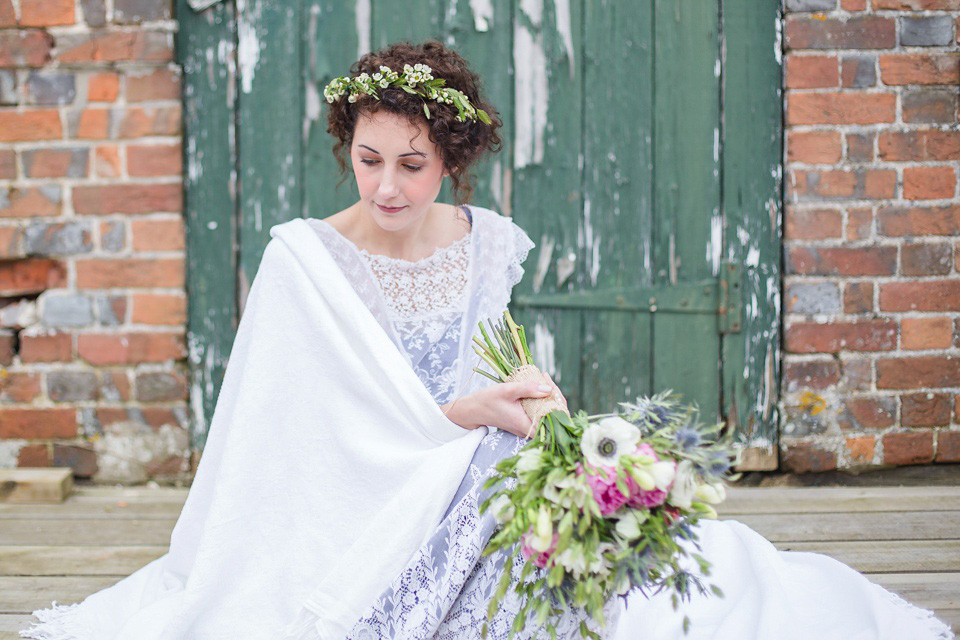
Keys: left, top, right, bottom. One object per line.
{"left": 782, "top": 0, "right": 960, "bottom": 471}
{"left": 0, "top": 0, "right": 189, "bottom": 482}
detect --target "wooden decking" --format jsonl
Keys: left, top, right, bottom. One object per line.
{"left": 0, "top": 485, "right": 957, "bottom": 638}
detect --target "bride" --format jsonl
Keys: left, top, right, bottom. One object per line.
{"left": 22, "top": 40, "right": 952, "bottom": 640}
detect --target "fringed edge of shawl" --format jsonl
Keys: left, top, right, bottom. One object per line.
{"left": 875, "top": 583, "right": 955, "bottom": 640}
{"left": 19, "top": 602, "right": 91, "bottom": 640}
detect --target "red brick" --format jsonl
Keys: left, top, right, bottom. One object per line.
{"left": 782, "top": 441, "right": 838, "bottom": 473}
{"left": 141, "top": 407, "right": 184, "bottom": 429}
{"left": 903, "top": 166, "right": 956, "bottom": 200}
{"left": 844, "top": 397, "right": 896, "bottom": 428}
{"left": 73, "top": 184, "right": 181, "bottom": 215}
{"left": 94, "top": 145, "right": 122, "bottom": 178}
{"left": 882, "top": 431, "right": 933, "bottom": 466}
{"left": 873, "top": 0, "right": 959, "bottom": 7}
{"left": 72, "top": 108, "right": 109, "bottom": 139}
{"left": 877, "top": 356, "right": 960, "bottom": 389}
{"left": 901, "top": 317, "right": 954, "bottom": 350}
{"left": 52, "top": 443, "right": 97, "bottom": 477}
{"left": 841, "top": 0, "right": 867, "bottom": 9}
{"left": 0, "top": 258, "right": 66, "bottom": 296}
{"left": 846, "top": 435, "right": 875, "bottom": 464}
{"left": 785, "top": 16, "right": 895, "bottom": 50}
{"left": 787, "top": 92, "right": 896, "bottom": 125}
{"left": 880, "top": 281, "right": 960, "bottom": 312}
{"left": 17, "top": 444, "right": 52, "bottom": 467}
{"left": 87, "top": 72, "right": 119, "bottom": 102}
{"left": 77, "top": 332, "right": 185, "bottom": 365}
{"left": 118, "top": 106, "right": 180, "bottom": 138}
{"left": 132, "top": 293, "right": 186, "bottom": 325}
{"left": 878, "top": 205, "right": 960, "bottom": 236}
{"left": 879, "top": 54, "right": 960, "bottom": 86}
{"left": 901, "top": 242, "right": 952, "bottom": 276}
{"left": 787, "top": 246, "right": 896, "bottom": 276}
{"left": 131, "top": 218, "right": 185, "bottom": 252}
{"left": 901, "top": 393, "right": 952, "bottom": 427}
{"left": 0, "top": 226, "right": 23, "bottom": 259}
{"left": 76, "top": 258, "right": 184, "bottom": 288}
{"left": 784, "top": 207, "right": 842, "bottom": 240}
{"left": 878, "top": 130, "right": 960, "bottom": 162}
{"left": 0, "top": 372, "right": 42, "bottom": 403}
{"left": 845, "top": 133, "right": 875, "bottom": 163}
{"left": 785, "top": 55, "right": 839, "bottom": 89}
{"left": 0, "top": 187, "right": 61, "bottom": 218}
{"left": 0, "top": 331, "right": 13, "bottom": 366}
{"left": 902, "top": 88, "right": 957, "bottom": 124}
{"left": 0, "top": 31, "right": 54, "bottom": 67}
{"left": 0, "top": 109, "right": 62, "bottom": 142}
{"left": 783, "top": 359, "right": 840, "bottom": 391}
{"left": 844, "top": 282, "right": 873, "bottom": 313}
{"left": 101, "top": 369, "right": 131, "bottom": 401}
{"left": 0, "top": 150, "right": 15, "bottom": 179}
{"left": 845, "top": 207, "right": 872, "bottom": 240}
{"left": 0, "top": 408, "right": 76, "bottom": 438}
{"left": 936, "top": 430, "right": 960, "bottom": 463}
{"left": 789, "top": 169, "right": 896, "bottom": 200}
{"left": 23, "top": 148, "right": 88, "bottom": 178}
{"left": 126, "top": 68, "right": 180, "bottom": 102}
{"left": 0, "top": 0, "right": 14, "bottom": 26}
{"left": 19, "top": 331, "right": 71, "bottom": 363}
{"left": 57, "top": 31, "right": 173, "bottom": 64}
{"left": 128, "top": 144, "right": 182, "bottom": 177}
{"left": 787, "top": 131, "right": 842, "bottom": 164}
{"left": 20, "top": 0, "right": 75, "bottom": 26}
{"left": 786, "top": 320, "right": 897, "bottom": 354}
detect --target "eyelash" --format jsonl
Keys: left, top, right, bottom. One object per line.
{"left": 360, "top": 158, "right": 423, "bottom": 172}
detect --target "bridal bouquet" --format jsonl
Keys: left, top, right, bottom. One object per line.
{"left": 474, "top": 312, "right": 736, "bottom": 639}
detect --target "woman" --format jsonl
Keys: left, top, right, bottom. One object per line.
{"left": 22, "top": 41, "right": 951, "bottom": 640}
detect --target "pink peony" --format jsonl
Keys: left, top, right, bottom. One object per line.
{"left": 521, "top": 530, "right": 558, "bottom": 568}
{"left": 585, "top": 465, "right": 636, "bottom": 516}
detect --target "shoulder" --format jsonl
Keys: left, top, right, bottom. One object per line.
{"left": 467, "top": 206, "right": 535, "bottom": 262}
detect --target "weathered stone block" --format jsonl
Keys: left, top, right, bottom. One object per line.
{"left": 99, "top": 221, "right": 125, "bottom": 252}
{"left": 900, "top": 16, "right": 953, "bottom": 47}
{"left": 52, "top": 443, "right": 98, "bottom": 477}
{"left": 93, "top": 422, "right": 189, "bottom": 484}
{"left": 95, "top": 294, "right": 126, "bottom": 325}
{"left": 786, "top": 0, "right": 836, "bottom": 10}
{"left": 0, "top": 70, "right": 16, "bottom": 105}
{"left": 0, "top": 300, "right": 38, "bottom": 329}
{"left": 135, "top": 371, "right": 187, "bottom": 402}
{"left": 114, "top": 0, "right": 172, "bottom": 23}
{"left": 47, "top": 370, "right": 98, "bottom": 402}
{"left": 42, "top": 294, "right": 93, "bottom": 327}
{"left": 80, "top": 0, "right": 106, "bottom": 26}
{"left": 24, "top": 221, "right": 93, "bottom": 256}
{"left": 26, "top": 71, "right": 76, "bottom": 106}
{"left": 786, "top": 282, "right": 841, "bottom": 314}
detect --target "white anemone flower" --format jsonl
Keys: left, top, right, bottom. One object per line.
{"left": 614, "top": 509, "right": 648, "bottom": 540}
{"left": 515, "top": 448, "right": 544, "bottom": 474}
{"left": 668, "top": 459, "right": 699, "bottom": 510}
{"left": 581, "top": 417, "right": 641, "bottom": 469}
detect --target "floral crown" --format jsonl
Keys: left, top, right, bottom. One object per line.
{"left": 323, "top": 63, "right": 492, "bottom": 125}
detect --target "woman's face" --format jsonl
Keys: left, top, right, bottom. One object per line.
{"left": 350, "top": 110, "right": 447, "bottom": 233}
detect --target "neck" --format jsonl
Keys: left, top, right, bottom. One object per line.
{"left": 351, "top": 202, "right": 441, "bottom": 261}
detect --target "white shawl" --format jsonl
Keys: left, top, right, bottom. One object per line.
{"left": 22, "top": 208, "right": 535, "bottom": 640}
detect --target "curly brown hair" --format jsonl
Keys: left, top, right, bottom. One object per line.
{"left": 325, "top": 41, "right": 502, "bottom": 204}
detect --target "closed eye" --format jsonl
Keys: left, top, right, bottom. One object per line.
{"left": 404, "top": 164, "right": 423, "bottom": 172}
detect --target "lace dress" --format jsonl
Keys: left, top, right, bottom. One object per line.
{"left": 316, "top": 208, "right": 619, "bottom": 639}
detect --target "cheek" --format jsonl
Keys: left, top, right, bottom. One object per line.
{"left": 406, "top": 167, "right": 445, "bottom": 201}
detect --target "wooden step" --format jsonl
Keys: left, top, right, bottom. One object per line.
{"left": 0, "top": 469, "right": 72, "bottom": 504}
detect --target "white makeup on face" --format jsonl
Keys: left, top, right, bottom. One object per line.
{"left": 349, "top": 110, "right": 447, "bottom": 241}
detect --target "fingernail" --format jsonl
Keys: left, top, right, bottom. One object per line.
{"left": 538, "top": 384, "right": 552, "bottom": 393}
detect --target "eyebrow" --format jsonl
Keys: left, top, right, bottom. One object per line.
{"left": 358, "top": 144, "right": 426, "bottom": 158}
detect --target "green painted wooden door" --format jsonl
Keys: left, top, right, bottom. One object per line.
{"left": 178, "top": 0, "right": 782, "bottom": 469}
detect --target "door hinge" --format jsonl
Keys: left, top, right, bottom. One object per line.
{"left": 718, "top": 260, "right": 742, "bottom": 334}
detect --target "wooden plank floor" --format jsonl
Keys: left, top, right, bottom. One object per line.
{"left": 0, "top": 485, "right": 957, "bottom": 637}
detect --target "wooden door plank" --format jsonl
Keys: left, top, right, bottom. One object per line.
{"left": 511, "top": 0, "right": 585, "bottom": 409}
{"left": 236, "top": 0, "right": 303, "bottom": 308}
{"left": 371, "top": 0, "right": 444, "bottom": 52}
{"left": 719, "top": 0, "right": 783, "bottom": 467}
{"left": 776, "top": 540, "right": 960, "bottom": 574}
{"left": 729, "top": 511, "right": 960, "bottom": 543}
{"left": 651, "top": 0, "right": 722, "bottom": 422}
{"left": 0, "top": 576, "right": 120, "bottom": 614}
{"left": 0, "top": 520, "right": 177, "bottom": 546}
{"left": 720, "top": 486, "right": 960, "bottom": 514}
{"left": 579, "top": 0, "right": 654, "bottom": 412}
{"left": 303, "top": 0, "right": 362, "bottom": 221}
{"left": 176, "top": 0, "right": 239, "bottom": 448}
{"left": 0, "top": 545, "right": 166, "bottom": 577}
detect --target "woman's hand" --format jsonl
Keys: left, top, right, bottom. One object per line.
{"left": 442, "top": 375, "right": 567, "bottom": 439}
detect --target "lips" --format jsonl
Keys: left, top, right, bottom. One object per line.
{"left": 376, "top": 203, "right": 406, "bottom": 214}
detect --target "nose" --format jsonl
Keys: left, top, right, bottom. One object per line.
{"left": 377, "top": 166, "right": 401, "bottom": 200}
